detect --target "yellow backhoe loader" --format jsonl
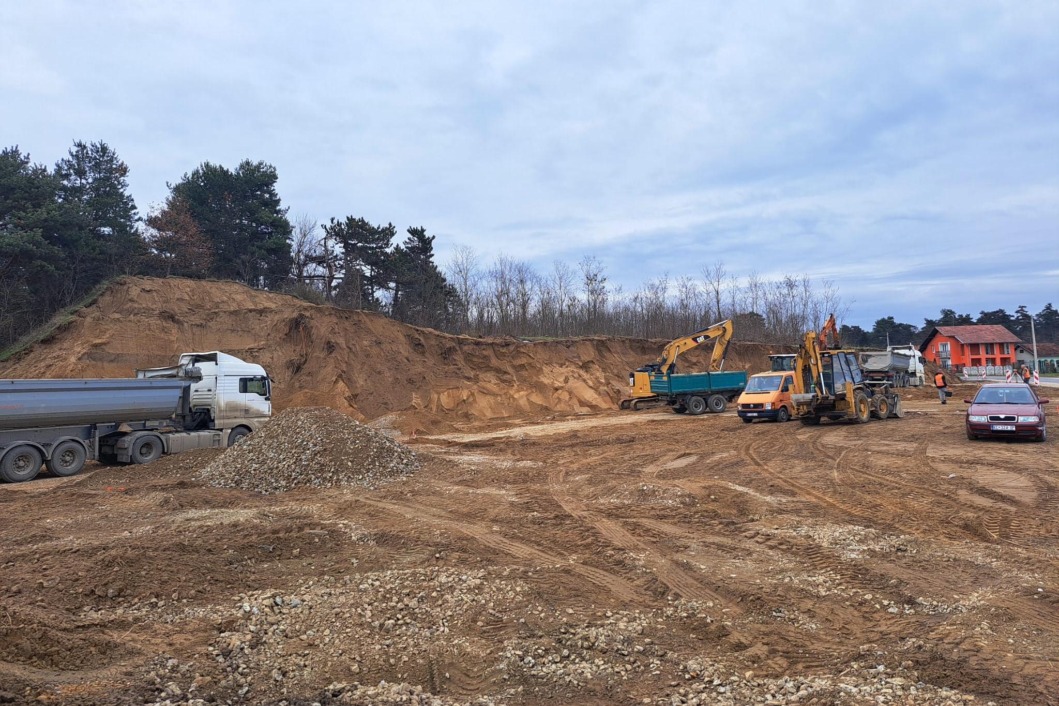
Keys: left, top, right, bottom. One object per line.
{"left": 790, "top": 314, "right": 902, "bottom": 424}
{"left": 620, "top": 319, "right": 734, "bottom": 411}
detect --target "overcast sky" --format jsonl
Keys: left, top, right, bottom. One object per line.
{"left": 3, "top": 1, "right": 1057, "bottom": 328}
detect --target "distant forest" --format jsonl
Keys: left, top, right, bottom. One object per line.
{"left": 3, "top": 141, "right": 1057, "bottom": 352}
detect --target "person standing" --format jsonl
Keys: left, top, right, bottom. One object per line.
{"left": 934, "top": 370, "right": 948, "bottom": 404}
{"left": 1021, "top": 365, "right": 1032, "bottom": 385}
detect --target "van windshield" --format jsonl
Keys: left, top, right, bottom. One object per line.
{"left": 745, "top": 375, "right": 783, "bottom": 392}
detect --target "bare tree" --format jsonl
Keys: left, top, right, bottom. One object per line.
{"left": 701, "top": 261, "right": 728, "bottom": 322}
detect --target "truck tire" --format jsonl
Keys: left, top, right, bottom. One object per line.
{"left": 685, "top": 396, "right": 707, "bottom": 415}
{"left": 48, "top": 440, "right": 87, "bottom": 477}
{"left": 706, "top": 395, "right": 727, "bottom": 413}
{"left": 1, "top": 445, "right": 43, "bottom": 483}
{"left": 853, "top": 391, "right": 871, "bottom": 423}
{"left": 130, "top": 435, "right": 163, "bottom": 464}
{"left": 228, "top": 426, "right": 252, "bottom": 446}
{"left": 775, "top": 407, "right": 790, "bottom": 423}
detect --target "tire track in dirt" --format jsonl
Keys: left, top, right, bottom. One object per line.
{"left": 546, "top": 465, "right": 733, "bottom": 608}
{"left": 353, "top": 497, "right": 643, "bottom": 604}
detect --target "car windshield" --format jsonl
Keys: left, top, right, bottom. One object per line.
{"left": 745, "top": 375, "right": 782, "bottom": 392}
{"left": 974, "top": 387, "right": 1036, "bottom": 405}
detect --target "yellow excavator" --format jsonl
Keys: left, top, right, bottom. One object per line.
{"left": 790, "top": 314, "right": 902, "bottom": 424}
{"left": 620, "top": 319, "right": 734, "bottom": 411}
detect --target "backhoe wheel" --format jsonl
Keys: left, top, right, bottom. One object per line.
{"left": 853, "top": 391, "right": 871, "bottom": 423}
{"left": 685, "top": 396, "right": 707, "bottom": 415}
{"left": 872, "top": 396, "right": 890, "bottom": 420}
{"left": 775, "top": 407, "right": 790, "bottom": 423}
{"left": 48, "top": 440, "right": 87, "bottom": 477}
{"left": 1, "top": 445, "right": 43, "bottom": 483}
{"left": 800, "top": 415, "right": 821, "bottom": 426}
{"left": 707, "top": 394, "right": 727, "bottom": 413}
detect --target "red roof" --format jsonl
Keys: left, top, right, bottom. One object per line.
{"left": 934, "top": 325, "right": 1022, "bottom": 344}
{"left": 1020, "top": 341, "right": 1059, "bottom": 357}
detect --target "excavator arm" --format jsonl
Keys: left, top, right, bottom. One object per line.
{"left": 657, "top": 319, "right": 734, "bottom": 374}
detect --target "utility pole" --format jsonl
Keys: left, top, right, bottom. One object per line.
{"left": 1030, "top": 314, "right": 1039, "bottom": 373}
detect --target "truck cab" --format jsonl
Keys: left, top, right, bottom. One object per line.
{"left": 737, "top": 371, "right": 795, "bottom": 423}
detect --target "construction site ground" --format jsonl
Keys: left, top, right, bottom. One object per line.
{"left": 2, "top": 383, "right": 1058, "bottom": 705}
{"left": 1, "top": 279, "right": 1057, "bottom": 705}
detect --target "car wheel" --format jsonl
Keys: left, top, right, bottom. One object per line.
{"left": 966, "top": 428, "right": 977, "bottom": 441}
{"left": 1035, "top": 427, "right": 1047, "bottom": 443}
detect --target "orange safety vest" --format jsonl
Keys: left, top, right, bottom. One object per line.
{"left": 934, "top": 372, "right": 946, "bottom": 387}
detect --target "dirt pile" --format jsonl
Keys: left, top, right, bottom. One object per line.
{"left": 198, "top": 407, "right": 419, "bottom": 493}
{"left": 0, "top": 277, "right": 787, "bottom": 431}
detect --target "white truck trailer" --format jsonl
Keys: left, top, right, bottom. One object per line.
{"left": 0, "top": 352, "right": 271, "bottom": 483}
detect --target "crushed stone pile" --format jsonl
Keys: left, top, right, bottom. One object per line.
{"left": 198, "top": 407, "right": 419, "bottom": 494}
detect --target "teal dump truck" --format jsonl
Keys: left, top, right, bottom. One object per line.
{"left": 648, "top": 370, "right": 748, "bottom": 415}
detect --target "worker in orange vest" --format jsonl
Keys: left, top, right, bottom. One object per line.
{"left": 1021, "top": 365, "right": 1032, "bottom": 385}
{"left": 934, "top": 370, "right": 948, "bottom": 404}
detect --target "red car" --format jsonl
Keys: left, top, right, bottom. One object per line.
{"left": 964, "top": 383, "right": 1049, "bottom": 442}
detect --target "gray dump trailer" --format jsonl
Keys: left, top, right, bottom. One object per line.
{"left": 858, "top": 350, "right": 915, "bottom": 388}
{"left": 0, "top": 351, "right": 271, "bottom": 483}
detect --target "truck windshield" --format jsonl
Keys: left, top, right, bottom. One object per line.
{"left": 745, "top": 375, "right": 782, "bottom": 392}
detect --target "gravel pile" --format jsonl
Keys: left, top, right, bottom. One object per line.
{"left": 198, "top": 407, "right": 419, "bottom": 494}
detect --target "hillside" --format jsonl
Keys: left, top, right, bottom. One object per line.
{"left": 0, "top": 277, "right": 786, "bottom": 432}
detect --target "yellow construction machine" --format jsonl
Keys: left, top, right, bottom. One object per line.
{"left": 790, "top": 314, "right": 902, "bottom": 424}
{"left": 620, "top": 319, "right": 734, "bottom": 411}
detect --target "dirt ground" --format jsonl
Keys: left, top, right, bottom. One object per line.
{"left": 1, "top": 379, "right": 1057, "bottom": 705}
{"left": 2, "top": 279, "right": 1057, "bottom": 705}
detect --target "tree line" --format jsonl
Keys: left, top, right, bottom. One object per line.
{"left": 4, "top": 141, "right": 1057, "bottom": 353}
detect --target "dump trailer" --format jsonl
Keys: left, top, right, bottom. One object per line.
{"left": 0, "top": 351, "right": 271, "bottom": 483}
{"left": 858, "top": 350, "right": 914, "bottom": 387}
{"left": 648, "top": 369, "right": 748, "bottom": 415}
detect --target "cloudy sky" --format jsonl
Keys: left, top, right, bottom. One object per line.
{"left": 3, "top": 1, "right": 1057, "bottom": 328}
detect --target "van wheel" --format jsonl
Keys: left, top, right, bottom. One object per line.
{"left": 775, "top": 407, "right": 790, "bottom": 423}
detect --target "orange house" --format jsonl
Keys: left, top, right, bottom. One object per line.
{"left": 918, "top": 325, "right": 1023, "bottom": 371}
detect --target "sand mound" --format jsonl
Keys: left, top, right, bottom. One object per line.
{"left": 198, "top": 407, "right": 419, "bottom": 494}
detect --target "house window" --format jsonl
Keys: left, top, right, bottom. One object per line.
{"left": 985, "top": 358, "right": 995, "bottom": 366}
{"left": 970, "top": 343, "right": 980, "bottom": 355}
{"left": 1002, "top": 343, "right": 1011, "bottom": 354}
{"left": 985, "top": 343, "right": 995, "bottom": 355}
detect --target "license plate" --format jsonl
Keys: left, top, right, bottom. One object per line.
{"left": 991, "top": 424, "right": 1016, "bottom": 431}
{"left": 745, "top": 412, "right": 758, "bottom": 417}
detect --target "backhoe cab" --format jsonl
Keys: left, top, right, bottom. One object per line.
{"left": 620, "top": 319, "right": 734, "bottom": 411}
{"left": 790, "top": 314, "right": 902, "bottom": 425}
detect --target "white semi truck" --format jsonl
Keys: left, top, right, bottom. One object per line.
{"left": 0, "top": 352, "right": 271, "bottom": 483}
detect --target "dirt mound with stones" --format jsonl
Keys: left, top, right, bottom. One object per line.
{"left": 0, "top": 277, "right": 788, "bottom": 432}
{"left": 198, "top": 407, "right": 419, "bottom": 494}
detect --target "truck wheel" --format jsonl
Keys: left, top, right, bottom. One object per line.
{"left": 130, "top": 435, "right": 163, "bottom": 464}
{"left": 775, "top": 407, "right": 790, "bottom": 423}
{"left": 707, "top": 395, "right": 727, "bottom": 413}
{"left": 1, "top": 445, "right": 43, "bottom": 483}
{"left": 853, "top": 392, "right": 871, "bottom": 423}
{"left": 228, "top": 426, "right": 252, "bottom": 446}
{"left": 673, "top": 405, "right": 688, "bottom": 414}
{"left": 685, "top": 396, "right": 707, "bottom": 415}
{"left": 48, "top": 440, "right": 87, "bottom": 477}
